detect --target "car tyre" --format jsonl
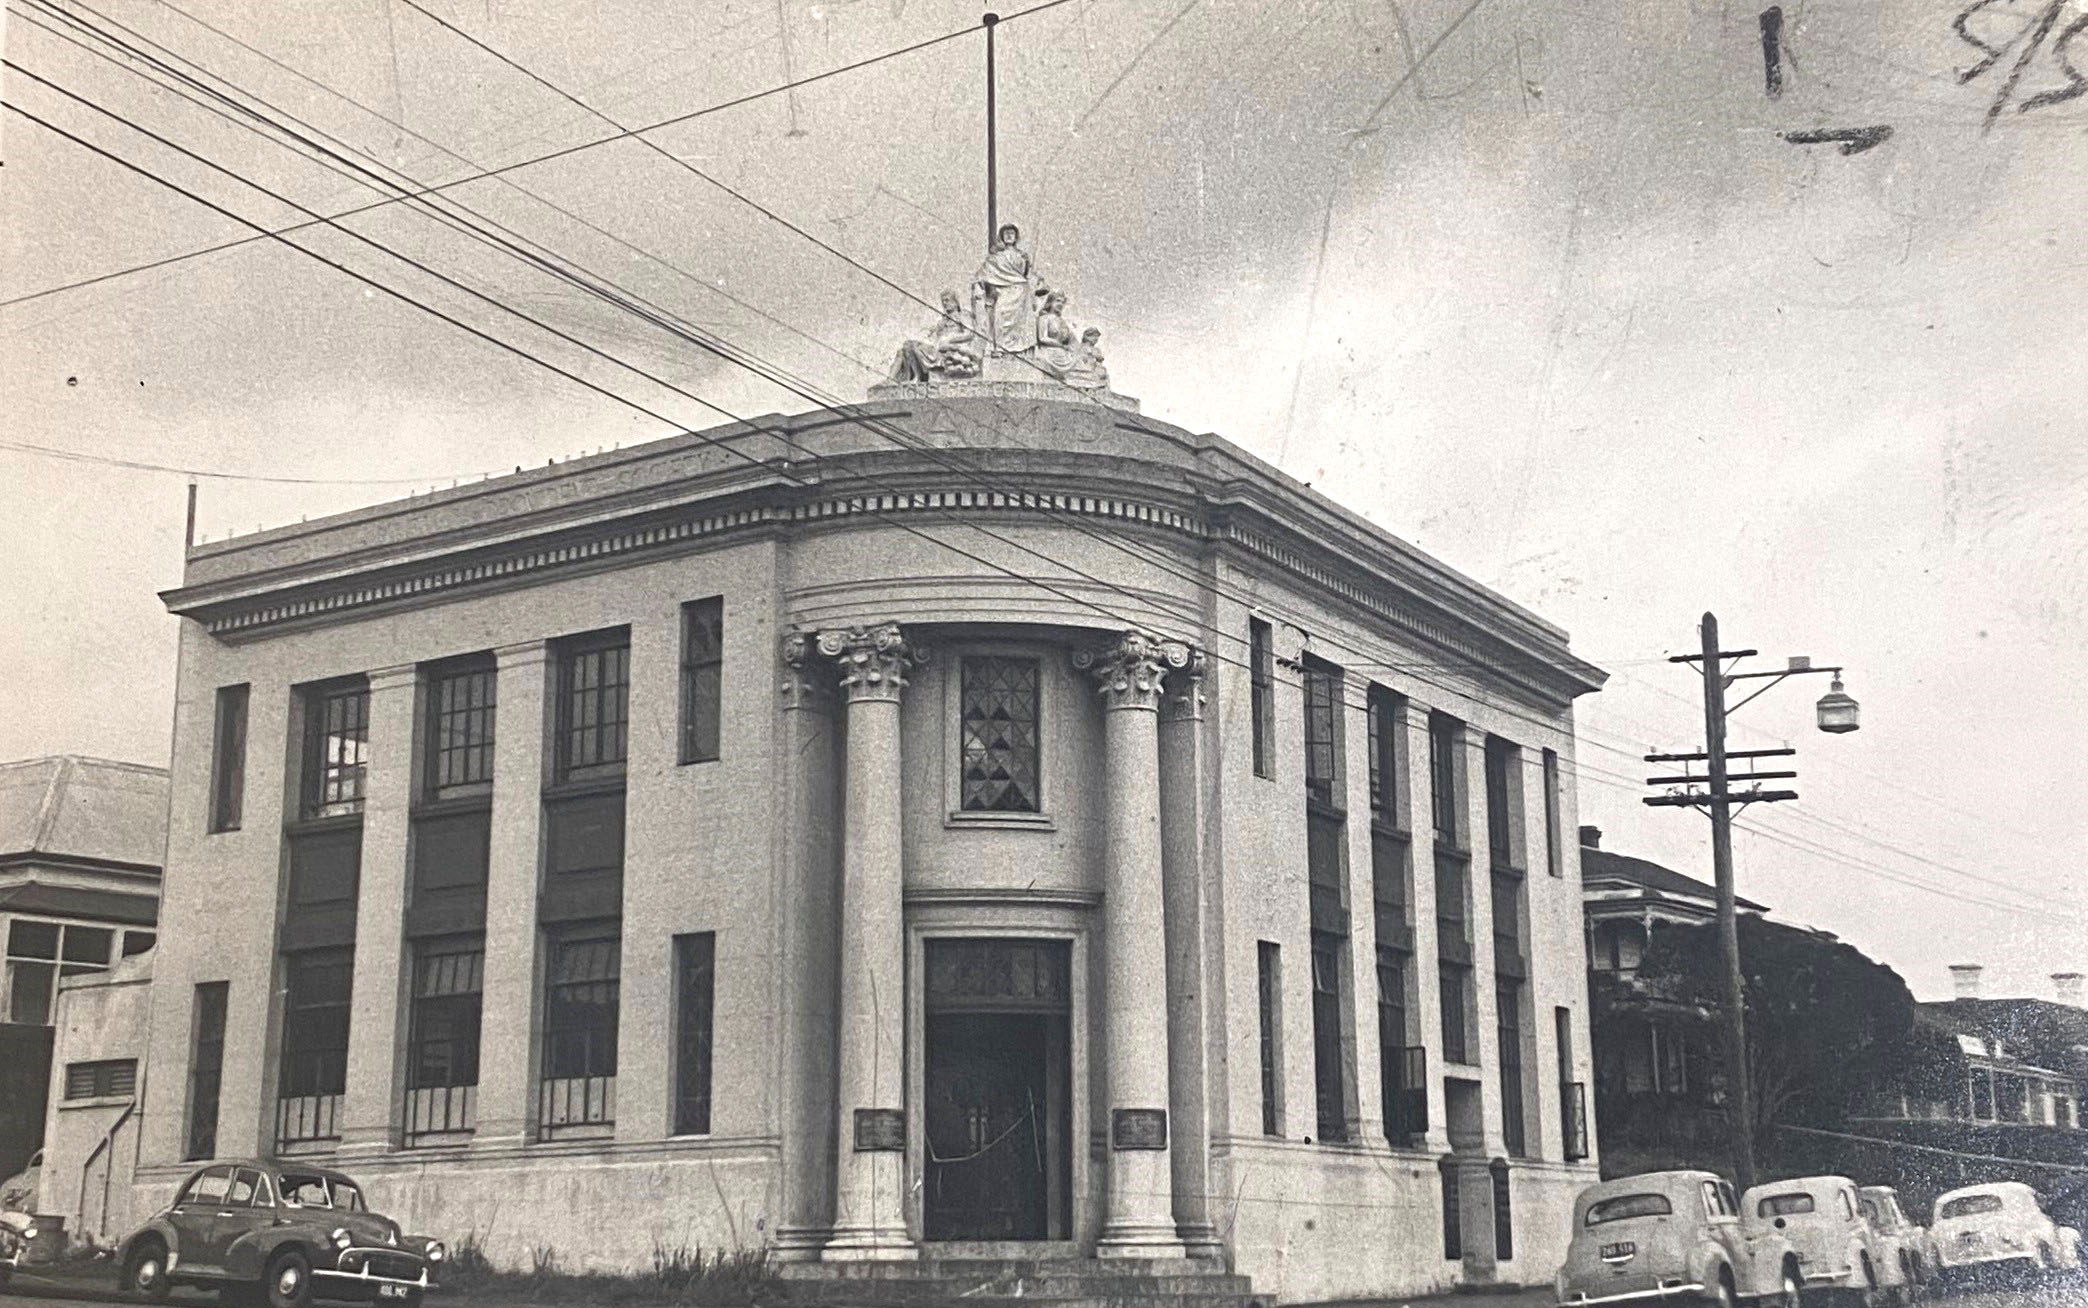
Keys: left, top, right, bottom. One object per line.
{"left": 1705, "top": 1267, "right": 1737, "bottom": 1308}
{"left": 1770, "top": 1263, "right": 1805, "bottom": 1307}
{"left": 124, "top": 1238, "right": 174, "bottom": 1304}
{"left": 263, "top": 1249, "right": 314, "bottom": 1308}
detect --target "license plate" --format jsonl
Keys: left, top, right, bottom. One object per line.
{"left": 1600, "top": 1241, "right": 1637, "bottom": 1262}
{"left": 376, "top": 1284, "right": 411, "bottom": 1299}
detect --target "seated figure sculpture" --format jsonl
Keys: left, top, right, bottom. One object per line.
{"left": 888, "top": 290, "right": 981, "bottom": 383}
{"left": 1063, "top": 327, "right": 1108, "bottom": 390}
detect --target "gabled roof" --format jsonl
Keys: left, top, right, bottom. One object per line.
{"left": 1581, "top": 846, "right": 1768, "bottom": 913}
{"left": 0, "top": 756, "right": 169, "bottom": 872}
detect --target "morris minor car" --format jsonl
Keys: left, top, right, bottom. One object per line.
{"left": 1556, "top": 1169, "right": 1807, "bottom": 1306}
{"left": 1929, "top": 1180, "right": 2080, "bottom": 1284}
{"left": 115, "top": 1161, "right": 446, "bottom": 1308}
{"left": 1741, "top": 1175, "right": 1910, "bottom": 1304}
{"left": 1855, "top": 1186, "right": 1933, "bottom": 1298}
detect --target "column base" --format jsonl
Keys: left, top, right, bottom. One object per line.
{"left": 1095, "top": 1221, "right": 1187, "bottom": 1260}
{"left": 822, "top": 1226, "right": 918, "bottom": 1262}
{"left": 771, "top": 1227, "right": 832, "bottom": 1263}
{"left": 1175, "top": 1222, "right": 1226, "bottom": 1262}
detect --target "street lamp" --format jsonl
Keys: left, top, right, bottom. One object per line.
{"left": 1642, "top": 618, "right": 1860, "bottom": 1192}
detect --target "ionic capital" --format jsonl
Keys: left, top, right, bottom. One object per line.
{"left": 779, "top": 631, "right": 825, "bottom": 712}
{"left": 813, "top": 623, "right": 923, "bottom": 704}
{"left": 1075, "top": 630, "right": 1199, "bottom": 713}
{"left": 1161, "top": 647, "right": 1209, "bottom": 723}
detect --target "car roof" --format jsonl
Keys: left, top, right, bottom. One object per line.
{"left": 1936, "top": 1181, "right": 2033, "bottom": 1203}
{"left": 1580, "top": 1171, "right": 1723, "bottom": 1202}
{"left": 188, "top": 1159, "right": 361, "bottom": 1186}
{"left": 1743, "top": 1175, "right": 1856, "bottom": 1199}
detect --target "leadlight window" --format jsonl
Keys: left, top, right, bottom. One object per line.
{"left": 209, "top": 684, "right": 249, "bottom": 832}
{"left": 428, "top": 663, "right": 495, "bottom": 795}
{"left": 186, "top": 982, "right": 227, "bottom": 1160}
{"left": 960, "top": 657, "right": 1041, "bottom": 812}
{"left": 277, "top": 947, "right": 352, "bottom": 1147}
{"left": 680, "top": 598, "right": 724, "bottom": 765}
{"left": 1250, "top": 619, "right": 1275, "bottom": 779}
{"left": 558, "top": 638, "right": 629, "bottom": 782}
{"left": 405, "top": 939, "right": 482, "bottom": 1139}
{"left": 542, "top": 926, "right": 620, "bottom": 1132}
{"left": 674, "top": 932, "right": 716, "bottom": 1136}
{"left": 305, "top": 682, "right": 370, "bottom": 818}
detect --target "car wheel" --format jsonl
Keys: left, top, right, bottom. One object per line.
{"left": 124, "top": 1239, "right": 173, "bottom": 1304}
{"left": 1704, "top": 1267, "right": 1737, "bottom": 1308}
{"left": 1773, "top": 1264, "right": 1805, "bottom": 1307}
{"left": 264, "top": 1249, "right": 314, "bottom": 1308}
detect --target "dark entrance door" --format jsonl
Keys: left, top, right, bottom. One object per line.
{"left": 922, "top": 939, "right": 1071, "bottom": 1242}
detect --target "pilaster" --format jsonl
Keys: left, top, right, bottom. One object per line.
{"left": 1158, "top": 649, "right": 1222, "bottom": 1258}
{"left": 1404, "top": 707, "right": 1453, "bottom": 1155}
{"left": 338, "top": 663, "right": 419, "bottom": 1154}
{"left": 471, "top": 641, "right": 550, "bottom": 1150}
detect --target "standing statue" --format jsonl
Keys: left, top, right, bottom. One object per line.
{"left": 1031, "top": 290, "right": 1081, "bottom": 376}
{"left": 888, "top": 290, "right": 981, "bottom": 382}
{"left": 971, "top": 223, "right": 1049, "bottom": 355}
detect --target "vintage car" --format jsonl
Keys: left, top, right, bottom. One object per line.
{"left": 1556, "top": 1169, "right": 1807, "bottom": 1306}
{"left": 115, "top": 1160, "right": 445, "bottom": 1308}
{"left": 1741, "top": 1175, "right": 1912, "bottom": 1303}
{"left": 0, "top": 1209, "right": 35, "bottom": 1288}
{"left": 1855, "top": 1186, "right": 1934, "bottom": 1296}
{"left": 1929, "top": 1180, "right": 2081, "bottom": 1284}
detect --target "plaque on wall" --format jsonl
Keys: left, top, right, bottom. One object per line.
{"left": 853, "top": 1108, "right": 906, "bottom": 1152}
{"left": 1111, "top": 1107, "right": 1168, "bottom": 1151}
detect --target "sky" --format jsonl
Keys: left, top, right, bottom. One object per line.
{"left": 2, "top": 0, "right": 2084, "bottom": 1001}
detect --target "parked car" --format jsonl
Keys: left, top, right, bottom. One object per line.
{"left": 0, "top": 1209, "right": 35, "bottom": 1289}
{"left": 114, "top": 1161, "right": 446, "bottom": 1308}
{"left": 1929, "top": 1180, "right": 2081, "bottom": 1284}
{"left": 1855, "top": 1186, "right": 1934, "bottom": 1297}
{"left": 1556, "top": 1169, "right": 1807, "bottom": 1306}
{"left": 1741, "top": 1175, "right": 1912, "bottom": 1304}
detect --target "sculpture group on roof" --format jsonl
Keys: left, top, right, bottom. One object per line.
{"left": 888, "top": 222, "right": 1108, "bottom": 391}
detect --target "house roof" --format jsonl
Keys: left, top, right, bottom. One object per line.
{"left": 0, "top": 756, "right": 169, "bottom": 872}
{"left": 1581, "top": 846, "right": 1768, "bottom": 913}
{"left": 1919, "top": 997, "right": 2088, "bottom": 1048}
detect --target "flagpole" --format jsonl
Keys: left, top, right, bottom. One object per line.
{"left": 984, "top": 11, "right": 1000, "bottom": 246}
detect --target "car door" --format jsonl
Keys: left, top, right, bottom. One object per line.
{"left": 168, "top": 1166, "right": 233, "bottom": 1272}
{"left": 203, "top": 1168, "right": 272, "bottom": 1272}
{"left": 1702, "top": 1181, "right": 1748, "bottom": 1285}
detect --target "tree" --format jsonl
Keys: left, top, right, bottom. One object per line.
{"left": 1638, "top": 916, "right": 1965, "bottom": 1143}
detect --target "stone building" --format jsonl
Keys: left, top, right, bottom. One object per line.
{"left": 134, "top": 300, "right": 1606, "bottom": 1300}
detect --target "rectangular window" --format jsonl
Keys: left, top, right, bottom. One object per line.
{"left": 1557, "top": 1006, "right": 1588, "bottom": 1161}
{"left": 1440, "top": 961, "right": 1470, "bottom": 1065}
{"left": 1485, "top": 737, "right": 1522, "bottom": 870}
{"left": 1302, "top": 656, "right": 1348, "bottom": 1144}
{"left": 673, "top": 932, "right": 716, "bottom": 1136}
{"left": 186, "top": 982, "right": 228, "bottom": 1161}
{"left": 304, "top": 681, "right": 370, "bottom": 819}
{"left": 405, "top": 939, "right": 482, "bottom": 1140}
{"left": 1257, "top": 941, "right": 1281, "bottom": 1136}
{"left": 1542, "top": 749, "right": 1563, "bottom": 878}
{"left": 1366, "top": 685, "right": 1404, "bottom": 828}
{"left": 1429, "top": 713, "right": 1462, "bottom": 846}
{"left": 276, "top": 947, "right": 352, "bottom": 1147}
{"left": 209, "top": 684, "right": 249, "bottom": 832}
{"left": 1311, "top": 937, "right": 1347, "bottom": 1142}
{"left": 1378, "top": 957, "right": 1427, "bottom": 1139}
{"left": 1498, "top": 977, "right": 1527, "bottom": 1157}
{"left": 542, "top": 925, "right": 620, "bottom": 1133}
{"left": 64, "top": 1059, "right": 137, "bottom": 1100}
{"left": 1250, "top": 618, "right": 1275, "bottom": 779}
{"left": 679, "top": 598, "right": 724, "bottom": 764}
{"left": 5, "top": 920, "right": 116, "bottom": 1025}
{"left": 428, "top": 661, "right": 496, "bottom": 795}
{"left": 1302, "top": 657, "right": 1342, "bottom": 807}
{"left": 1492, "top": 1162, "right": 1514, "bottom": 1261}
{"left": 1441, "top": 1161, "right": 1463, "bottom": 1260}
{"left": 959, "top": 656, "right": 1041, "bottom": 812}
{"left": 556, "top": 634, "right": 630, "bottom": 783}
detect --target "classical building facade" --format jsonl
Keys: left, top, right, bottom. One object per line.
{"left": 135, "top": 370, "right": 1605, "bottom": 1300}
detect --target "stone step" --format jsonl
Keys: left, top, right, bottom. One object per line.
{"left": 785, "top": 1273, "right": 1253, "bottom": 1300}
{"left": 781, "top": 1257, "right": 1225, "bottom": 1280}
{"left": 776, "top": 1257, "right": 1257, "bottom": 1308}
{"left": 799, "top": 1294, "right": 1256, "bottom": 1308}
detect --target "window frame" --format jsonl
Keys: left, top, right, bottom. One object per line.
{"left": 552, "top": 631, "right": 631, "bottom": 787}
{"left": 301, "top": 679, "right": 371, "bottom": 821}
{"left": 209, "top": 683, "right": 249, "bottom": 833}
{"left": 1249, "top": 618, "right": 1275, "bottom": 780}
{"left": 424, "top": 658, "right": 497, "bottom": 801}
{"left": 275, "top": 946, "right": 353, "bottom": 1149}
{"left": 404, "top": 935, "right": 484, "bottom": 1142}
{"left": 1257, "top": 940, "right": 1283, "bottom": 1137}
{"left": 672, "top": 931, "right": 717, "bottom": 1137}
{"left": 5, "top": 917, "right": 117, "bottom": 1026}
{"left": 678, "top": 597, "right": 724, "bottom": 765}
{"left": 539, "top": 922, "right": 622, "bottom": 1136}
{"left": 186, "top": 981, "right": 229, "bottom": 1161}
{"left": 63, "top": 1058, "right": 138, "bottom": 1101}
{"left": 942, "top": 644, "right": 1053, "bottom": 827}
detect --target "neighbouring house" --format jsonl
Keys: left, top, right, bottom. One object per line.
{"left": 1880, "top": 965, "right": 2088, "bottom": 1129}
{"left": 1579, "top": 825, "right": 1766, "bottom": 1174}
{"left": 126, "top": 256, "right": 1611, "bottom": 1304}
{"left": 35, "top": 948, "right": 154, "bottom": 1246}
{"left": 0, "top": 756, "right": 165, "bottom": 1191}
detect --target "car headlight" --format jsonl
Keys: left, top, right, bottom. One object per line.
{"left": 427, "top": 1243, "right": 446, "bottom": 1263}
{"left": 332, "top": 1228, "right": 353, "bottom": 1252}
{"left": 22, "top": 1226, "right": 36, "bottom": 1242}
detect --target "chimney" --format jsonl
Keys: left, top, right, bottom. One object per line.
{"left": 1949, "top": 964, "right": 1984, "bottom": 1000}
{"left": 2055, "top": 973, "right": 2085, "bottom": 1006}
{"left": 1579, "top": 825, "right": 1602, "bottom": 849}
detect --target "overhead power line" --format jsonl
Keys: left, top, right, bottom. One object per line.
{"left": 0, "top": 0, "right": 1078, "bottom": 311}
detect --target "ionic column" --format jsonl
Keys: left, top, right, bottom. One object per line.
{"left": 338, "top": 663, "right": 419, "bottom": 1154}
{"left": 1158, "top": 650, "right": 1223, "bottom": 1259}
{"left": 1077, "top": 631, "right": 1190, "bottom": 1260}
{"left": 820, "top": 624, "right": 919, "bottom": 1262}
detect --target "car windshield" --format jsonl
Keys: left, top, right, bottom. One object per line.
{"left": 1940, "top": 1195, "right": 2005, "bottom": 1219}
{"left": 1859, "top": 1196, "right": 1885, "bottom": 1225}
{"left": 1758, "top": 1194, "right": 1816, "bottom": 1218}
{"left": 1588, "top": 1194, "right": 1673, "bottom": 1226}
{"left": 277, "top": 1174, "right": 366, "bottom": 1211}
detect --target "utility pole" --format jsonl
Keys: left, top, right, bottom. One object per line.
{"left": 983, "top": 11, "right": 1000, "bottom": 246}
{"left": 1645, "top": 612, "right": 1858, "bottom": 1193}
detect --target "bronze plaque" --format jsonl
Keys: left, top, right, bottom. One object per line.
{"left": 1111, "top": 1107, "right": 1168, "bottom": 1151}
{"left": 853, "top": 1108, "right": 906, "bottom": 1152}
